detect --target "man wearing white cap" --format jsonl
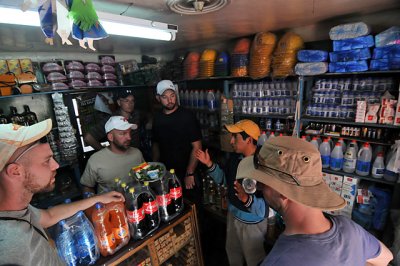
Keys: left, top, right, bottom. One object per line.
{"left": 0, "top": 119, "right": 124, "bottom": 265}
{"left": 152, "top": 80, "right": 202, "bottom": 201}
{"left": 237, "top": 136, "right": 393, "bottom": 266}
{"left": 81, "top": 116, "right": 145, "bottom": 194}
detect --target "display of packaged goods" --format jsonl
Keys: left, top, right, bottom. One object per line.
{"left": 375, "top": 26, "right": 400, "bottom": 47}
{"left": 85, "top": 63, "right": 101, "bottom": 73}
{"left": 19, "top": 58, "right": 33, "bottom": 72}
{"left": 42, "top": 62, "right": 64, "bottom": 73}
{"left": 329, "top": 48, "right": 371, "bottom": 62}
{"left": 372, "top": 44, "right": 400, "bottom": 59}
{"left": 297, "top": 50, "right": 328, "bottom": 62}
{"left": 0, "top": 60, "right": 8, "bottom": 75}
{"left": 370, "top": 58, "right": 400, "bottom": 71}
{"left": 328, "top": 60, "right": 368, "bottom": 73}
{"left": 69, "top": 80, "right": 87, "bottom": 88}
{"left": 332, "top": 35, "right": 374, "bottom": 51}
{"left": 65, "top": 61, "right": 85, "bottom": 71}
{"left": 66, "top": 70, "right": 85, "bottom": 80}
{"left": 99, "top": 55, "right": 116, "bottom": 65}
{"left": 47, "top": 72, "right": 67, "bottom": 82}
{"left": 6, "top": 59, "right": 22, "bottom": 75}
{"left": 295, "top": 62, "right": 328, "bottom": 76}
{"left": 101, "top": 65, "right": 116, "bottom": 73}
{"left": 88, "top": 80, "right": 104, "bottom": 87}
{"left": 86, "top": 72, "right": 102, "bottom": 80}
{"left": 103, "top": 73, "right": 117, "bottom": 80}
{"left": 329, "top": 22, "right": 370, "bottom": 40}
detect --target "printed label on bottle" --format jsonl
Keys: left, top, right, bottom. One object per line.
{"left": 343, "top": 158, "right": 356, "bottom": 168}
{"left": 156, "top": 194, "right": 171, "bottom": 207}
{"left": 330, "top": 158, "right": 343, "bottom": 170}
{"left": 113, "top": 224, "right": 129, "bottom": 239}
{"left": 372, "top": 168, "right": 385, "bottom": 175}
{"left": 143, "top": 200, "right": 159, "bottom": 215}
{"left": 356, "top": 161, "right": 371, "bottom": 173}
{"left": 100, "top": 233, "right": 115, "bottom": 249}
{"left": 169, "top": 187, "right": 182, "bottom": 200}
{"left": 321, "top": 155, "right": 330, "bottom": 166}
{"left": 127, "top": 208, "right": 145, "bottom": 223}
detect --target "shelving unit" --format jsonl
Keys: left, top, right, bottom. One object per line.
{"left": 322, "top": 168, "right": 396, "bottom": 186}
{"left": 95, "top": 202, "right": 203, "bottom": 266}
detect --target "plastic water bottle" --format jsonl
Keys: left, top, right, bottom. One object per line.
{"left": 207, "top": 90, "right": 216, "bottom": 111}
{"left": 56, "top": 220, "right": 78, "bottom": 266}
{"left": 372, "top": 152, "right": 385, "bottom": 179}
{"left": 184, "top": 90, "right": 190, "bottom": 108}
{"left": 194, "top": 90, "right": 200, "bottom": 109}
{"left": 269, "top": 132, "right": 276, "bottom": 139}
{"left": 351, "top": 140, "right": 359, "bottom": 155}
{"left": 338, "top": 138, "right": 346, "bottom": 154}
{"left": 275, "top": 119, "right": 282, "bottom": 131}
{"left": 383, "top": 151, "right": 399, "bottom": 182}
{"left": 343, "top": 142, "right": 357, "bottom": 173}
{"left": 310, "top": 136, "right": 319, "bottom": 151}
{"left": 356, "top": 143, "right": 372, "bottom": 176}
{"left": 330, "top": 142, "right": 344, "bottom": 171}
{"left": 266, "top": 119, "right": 272, "bottom": 130}
{"left": 257, "top": 131, "right": 268, "bottom": 147}
{"left": 199, "top": 90, "right": 205, "bottom": 109}
{"left": 73, "top": 211, "right": 99, "bottom": 265}
{"left": 319, "top": 139, "right": 331, "bottom": 168}
{"left": 215, "top": 90, "right": 222, "bottom": 109}
{"left": 327, "top": 137, "right": 334, "bottom": 151}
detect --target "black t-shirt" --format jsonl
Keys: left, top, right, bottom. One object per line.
{"left": 152, "top": 107, "right": 202, "bottom": 179}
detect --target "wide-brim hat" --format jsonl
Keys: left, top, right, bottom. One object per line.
{"left": 237, "top": 136, "right": 346, "bottom": 211}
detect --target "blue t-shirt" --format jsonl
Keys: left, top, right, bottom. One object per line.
{"left": 261, "top": 215, "right": 381, "bottom": 266}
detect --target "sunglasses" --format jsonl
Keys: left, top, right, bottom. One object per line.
{"left": 252, "top": 145, "right": 301, "bottom": 186}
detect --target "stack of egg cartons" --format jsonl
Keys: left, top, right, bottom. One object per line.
{"left": 295, "top": 49, "right": 329, "bottom": 76}
{"left": 199, "top": 49, "right": 217, "bottom": 78}
{"left": 248, "top": 32, "right": 277, "bottom": 79}
{"left": 214, "top": 52, "right": 229, "bottom": 77}
{"left": 272, "top": 32, "right": 304, "bottom": 77}
{"left": 329, "top": 22, "right": 374, "bottom": 73}
{"left": 183, "top": 52, "right": 200, "bottom": 80}
{"left": 370, "top": 26, "right": 400, "bottom": 71}
{"left": 231, "top": 38, "right": 251, "bottom": 77}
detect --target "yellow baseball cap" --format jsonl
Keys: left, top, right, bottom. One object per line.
{"left": 224, "top": 119, "right": 260, "bottom": 141}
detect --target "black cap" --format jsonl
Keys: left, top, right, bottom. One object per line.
{"left": 113, "top": 89, "right": 134, "bottom": 101}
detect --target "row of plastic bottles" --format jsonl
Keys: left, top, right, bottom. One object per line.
{"left": 305, "top": 136, "right": 399, "bottom": 182}
{"left": 179, "top": 89, "right": 221, "bottom": 111}
{"left": 202, "top": 177, "right": 228, "bottom": 211}
{"left": 236, "top": 97, "right": 296, "bottom": 115}
{"left": 313, "top": 77, "right": 393, "bottom": 92}
{"left": 232, "top": 81, "right": 297, "bottom": 99}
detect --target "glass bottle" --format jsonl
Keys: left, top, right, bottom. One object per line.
{"left": 9, "top": 106, "right": 25, "bottom": 125}
{"left": 0, "top": 108, "right": 8, "bottom": 124}
{"left": 22, "top": 105, "right": 38, "bottom": 125}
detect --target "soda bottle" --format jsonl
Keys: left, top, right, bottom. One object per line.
{"left": 22, "top": 105, "right": 38, "bottom": 125}
{"left": 157, "top": 177, "right": 173, "bottom": 222}
{"left": 126, "top": 187, "right": 147, "bottom": 239}
{"left": 356, "top": 142, "right": 372, "bottom": 176}
{"left": 9, "top": 106, "right": 25, "bottom": 125}
{"left": 319, "top": 139, "right": 331, "bottom": 168}
{"left": 330, "top": 142, "right": 344, "bottom": 171}
{"left": 169, "top": 169, "right": 183, "bottom": 215}
{"left": 108, "top": 201, "right": 130, "bottom": 246}
{"left": 91, "top": 203, "right": 116, "bottom": 256}
{"left": 141, "top": 181, "right": 160, "bottom": 234}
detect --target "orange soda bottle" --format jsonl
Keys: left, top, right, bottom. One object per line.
{"left": 92, "top": 203, "right": 116, "bottom": 256}
{"left": 108, "top": 201, "right": 130, "bottom": 246}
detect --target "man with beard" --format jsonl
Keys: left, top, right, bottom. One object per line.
{"left": 237, "top": 136, "right": 393, "bottom": 266}
{"left": 0, "top": 119, "right": 125, "bottom": 265}
{"left": 152, "top": 80, "right": 202, "bottom": 202}
{"left": 81, "top": 116, "right": 145, "bottom": 194}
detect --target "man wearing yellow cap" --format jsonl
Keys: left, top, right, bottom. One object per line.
{"left": 195, "top": 119, "right": 269, "bottom": 266}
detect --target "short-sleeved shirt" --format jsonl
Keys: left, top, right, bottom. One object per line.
{"left": 0, "top": 205, "right": 65, "bottom": 266}
{"left": 260, "top": 215, "right": 381, "bottom": 266}
{"left": 152, "top": 107, "right": 202, "bottom": 179}
{"left": 80, "top": 147, "right": 145, "bottom": 193}
{"left": 88, "top": 110, "right": 142, "bottom": 148}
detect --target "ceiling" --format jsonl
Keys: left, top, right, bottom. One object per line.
{"left": 0, "top": 0, "right": 399, "bottom": 56}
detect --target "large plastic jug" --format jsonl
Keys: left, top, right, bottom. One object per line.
{"left": 319, "top": 139, "right": 331, "bottom": 168}
{"left": 194, "top": 90, "right": 200, "bottom": 108}
{"left": 310, "top": 136, "right": 319, "bottom": 151}
{"left": 356, "top": 142, "right": 372, "bottom": 176}
{"left": 384, "top": 150, "right": 399, "bottom": 182}
{"left": 55, "top": 220, "right": 78, "bottom": 266}
{"left": 168, "top": 169, "right": 184, "bottom": 217}
{"left": 257, "top": 131, "right": 268, "bottom": 147}
{"left": 330, "top": 142, "right": 343, "bottom": 171}
{"left": 372, "top": 152, "right": 385, "bottom": 179}
{"left": 91, "top": 203, "right": 117, "bottom": 257}
{"left": 107, "top": 202, "right": 130, "bottom": 246}
{"left": 140, "top": 181, "right": 160, "bottom": 235}
{"left": 343, "top": 142, "right": 357, "bottom": 173}
{"left": 338, "top": 138, "right": 346, "bottom": 154}
{"left": 126, "top": 187, "right": 148, "bottom": 239}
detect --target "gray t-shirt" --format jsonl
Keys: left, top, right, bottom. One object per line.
{"left": 0, "top": 205, "right": 65, "bottom": 266}
{"left": 80, "top": 147, "right": 144, "bottom": 193}
{"left": 261, "top": 215, "right": 381, "bottom": 266}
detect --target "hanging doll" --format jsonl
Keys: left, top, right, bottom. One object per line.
{"left": 66, "top": 0, "right": 108, "bottom": 51}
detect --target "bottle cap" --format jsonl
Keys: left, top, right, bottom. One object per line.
{"left": 144, "top": 181, "right": 149, "bottom": 186}
{"left": 336, "top": 142, "right": 341, "bottom": 146}
{"left": 114, "top": 177, "right": 120, "bottom": 182}
{"left": 170, "top": 169, "right": 175, "bottom": 174}
{"left": 129, "top": 187, "right": 135, "bottom": 193}
{"left": 121, "top": 183, "right": 127, "bottom": 188}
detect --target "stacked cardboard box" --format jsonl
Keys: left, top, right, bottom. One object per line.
{"left": 155, "top": 230, "right": 175, "bottom": 263}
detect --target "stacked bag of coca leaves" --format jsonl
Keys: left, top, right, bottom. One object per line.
{"left": 370, "top": 26, "right": 400, "bottom": 71}
{"left": 199, "top": 49, "right": 217, "bottom": 78}
{"left": 249, "top": 32, "right": 277, "bottom": 79}
{"left": 231, "top": 38, "right": 251, "bottom": 77}
{"left": 272, "top": 32, "right": 304, "bottom": 77}
{"left": 329, "top": 22, "right": 374, "bottom": 73}
{"left": 183, "top": 52, "right": 200, "bottom": 80}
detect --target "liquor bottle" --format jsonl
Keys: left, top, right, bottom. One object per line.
{"left": 168, "top": 169, "right": 183, "bottom": 215}
{"left": 208, "top": 180, "right": 215, "bottom": 205}
{"left": 9, "top": 106, "right": 25, "bottom": 125}
{"left": 22, "top": 105, "right": 38, "bottom": 125}
{"left": 0, "top": 108, "right": 8, "bottom": 124}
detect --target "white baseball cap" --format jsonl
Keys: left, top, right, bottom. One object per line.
{"left": 105, "top": 116, "right": 138, "bottom": 133}
{"left": 156, "top": 80, "right": 176, "bottom": 95}
{"left": 0, "top": 119, "right": 52, "bottom": 170}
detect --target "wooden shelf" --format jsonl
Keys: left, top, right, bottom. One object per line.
{"left": 322, "top": 168, "right": 397, "bottom": 186}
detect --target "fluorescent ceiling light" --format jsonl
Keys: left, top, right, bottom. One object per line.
{"left": 0, "top": 7, "right": 178, "bottom": 41}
